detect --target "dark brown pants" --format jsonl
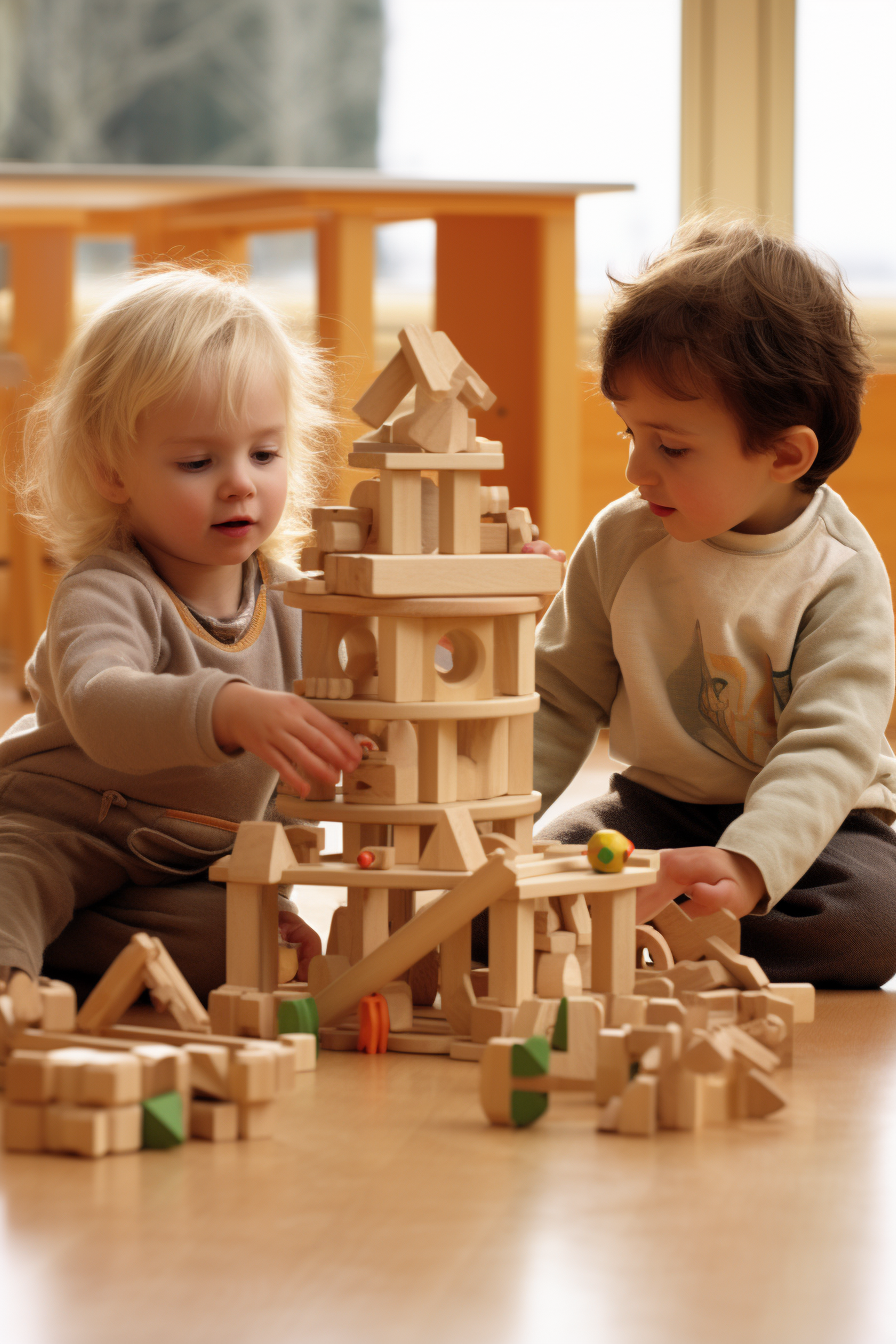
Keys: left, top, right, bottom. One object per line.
{"left": 531, "top": 774, "right": 896, "bottom": 989}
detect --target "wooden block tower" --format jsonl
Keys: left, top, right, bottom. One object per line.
{"left": 273, "top": 326, "right": 565, "bottom": 1036}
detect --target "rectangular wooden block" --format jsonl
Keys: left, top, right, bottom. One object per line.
{"left": 470, "top": 1001, "right": 517, "bottom": 1045}
{"left": 37, "top": 979, "right": 77, "bottom": 1032}
{"left": 417, "top": 719, "right": 458, "bottom": 804}
{"left": 495, "top": 613, "right": 536, "bottom": 695}
{"left": 107, "top": 1104, "right": 143, "bottom": 1154}
{"left": 191, "top": 1099, "right": 239, "bottom": 1142}
{"left": 480, "top": 521, "right": 508, "bottom": 553}
{"left": 225, "top": 883, "right": 280, "bottom": 993}
{"left": 79, "top": 1053, "right": 143, "bottom": 1107}
{"left": 766, "top": 982, "right": 815, "bottom": 1023}
{"left": 237, "top": 991, "right": 278, "bottom": 1040}
{"left": 6, "top": 1049, "right": 56, "bottom": 1103}
{"left": 186, "top": 1044, "right": 231, "bottom": 1100}
{"left": 506, "top": 714, "right": 534, "bottom": 796}
{"left": 45, "top": 1103, "right": 110, "bottom": 1158}
{"left": 588, "top": 889, "right": 637, "bottom": 996}
{"left": 278, "top": 1034, "right": 318, "bottom": 1073}
{"left": 207, "top": 986, "right": 249, "bottom": 1037}
{"left": 489, "top": 900, "right": 535, "bottom": 1007}
{"left": 326, "top": 552, "right": 563, "bottom": 599}
{"left": 379, "top": 469, "right": 422, "bottom": 555}
{"left": 132, "top": 1044, "right": 190, "bottom": 1099}
{"left": 439, "top": 470, "right": 481, "bottom": 554}
{"left": 3, "top": 1101, "right": 45, "bottom": 1151}
{"left": 237, "top": 1100, "right": 276, "bottom": 1140}
{"left": 230, "top": 1049, "right": 277, "bottom": 1104}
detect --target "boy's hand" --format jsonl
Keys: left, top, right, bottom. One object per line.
{"left": 522, "top": 539, "right": 567, "bottom": 565}
{"left": 212, "top": 682, "right": 362, "bottom": 797}
{"left": 278, "top": 911, "right": 322, "bottom": 981}
{"left": 635, "top": 847, "right": 766, "bottom": 925}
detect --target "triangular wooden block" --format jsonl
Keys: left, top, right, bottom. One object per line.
{"left": 76, "top": 932, "right": 158, "bottom": 1035}
{"left": 744, "top": 1068, "right": 787, "bottom": 1118}
{"left": 419, "top": 808, "right": 487, "bottom": 872}
{"left": 228, "top": 822, "right": 296, "bottom": 884}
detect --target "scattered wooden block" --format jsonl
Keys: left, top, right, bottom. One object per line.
{"left": 535, "top": 952, "right": 582, "bottom": 999}
{"left": 650, "top": 903, "right": 741, "bottom": 961}
{"left": 37, "top": 979, "right": 77, "bottom": 1032}
{"left": 470, "top": 1001, "right": 517, "bottom": 1045}
{"left": 766, "top": 982, "right": 815, "bottom": 1023}
{"left": 237, "top": 1100, "right": 276, "bottom": 1140}
{"left": 278, "top": 1033, "right": 318, "bottom": 1073}
{"left": 190, "top": 1099, "right": 239, "bottom": 1142}
{"left": 645, "top": 998, "right": 687, "bottom": 1028}
{"left": 132, "top": 1044, "right": 190, "bottom": 1099}
{"left": 79, "top": 1053, "right": 143, "bottom": 1107}
{"left": 46, "top": 1103, "right": 110, "bottom": 1158}
{"left": 76, "top": 932, "right": 158, "bottom": 1035}
{"left": 3, "top": 1101, "right": 46, "bottom": 1151}
{"left": 8, "top": 971, "right": 42, "bottom": 1026}
{"left": 6, "top": 1049, "right": 56, "bottom": 1104}
{"left": 230, "top": 1049, "right": 277, "bottom": 1104}
{"left": 107, "top": 1104, "right": 143, "bottom": 1154}
{"left": 742, "top": 1068, "right": 787, "bottom": 1118}
{"left": 608, "top": 995, "right": 648, "bottom": 1028}
{"left": 185, "top": 1044, "right": 231, "bottom": 1100}
{"left": 142, "top": 1091, "right": 184, "bottom": 1149}
{"left": 596, "top": 1028, "right": 632, "bottom": 1104}
{"left": 703, "top": 936, "right": 769, "bottom": 990}
{"left": 635, "top": 925, "right": 675, "bottom": 972}
{"left": 617, "top": 1074, "right": 658, "bottom": 1136}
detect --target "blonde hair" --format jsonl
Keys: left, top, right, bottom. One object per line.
{"left": 16, "top": 264, "right": 336, "bottom": 567}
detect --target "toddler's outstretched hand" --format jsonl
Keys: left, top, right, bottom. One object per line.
{"left": 522, "top": 539, "right": 567, "bottom": 565}
{"left": 635, "top": 846, "right": 766, "bottom": 925}
{"left": 278, "top": 911, "right": 322, "bottom": 981}
{"left": 212, "top": 682, "right": 362, "bottom": 797}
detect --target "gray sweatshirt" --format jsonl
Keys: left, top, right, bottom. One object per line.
{"left": 534, "top": 486, "right": 896, "bottom": 908}
{"left": 0, "top": 545, "right": 303, "bottom": 824}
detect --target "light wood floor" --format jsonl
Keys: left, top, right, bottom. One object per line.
{"left": 1, "top": 988, "right": 895, "bottom": 1344}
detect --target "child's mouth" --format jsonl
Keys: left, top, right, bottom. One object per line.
{"left": 213, "top": 519, "right": 254, "bottom": 536}
{"left": 648, "top": 502, "right": 675, "bottom": 517}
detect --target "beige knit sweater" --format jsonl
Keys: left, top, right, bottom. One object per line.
{"left": 0, "top": 545, "right": 303, "bottom": 823}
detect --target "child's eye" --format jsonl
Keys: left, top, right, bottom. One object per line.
{"left": 179, "top": 458, "right": 211, "bottom": 472}
{"left": 660, "top": 444, "right": 688, "bottom": 459}
{"left": 253, "top": 448, "right": 281, "bottom": 464}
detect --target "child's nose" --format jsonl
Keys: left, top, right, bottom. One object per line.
{"left": 221, "top": 464, "right": 255, "bottom": 497}
{"left": 624, "top": 442, "right": 656, "bottom": 487}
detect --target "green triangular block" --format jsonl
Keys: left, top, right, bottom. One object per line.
{"left": 278, "top": 997, "right": 320, "bottom": 1054}
{"left": 142, "top": 1091, "right": 184, "bottom": 1149}
{"left": 552, "top": 998, "right": 569, "bottom": 1052}
{"left": 511, "top": 1035, "right": 550, "bottom": 1078}
{"left": 511, "top": 1090, "right": 549, "bottom": 1127}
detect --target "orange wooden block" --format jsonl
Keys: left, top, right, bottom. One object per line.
{"left": 358, "top": 994, "right": 390, "bottom": 1054}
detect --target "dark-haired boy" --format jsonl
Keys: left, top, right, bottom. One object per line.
{"left": 535, "top": 218, "right": 896, "bottom": 987}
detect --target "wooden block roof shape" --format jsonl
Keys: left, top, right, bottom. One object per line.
{"left": 228, "top": 821, "right": 298, "bottom": 884}
{"left": 352, "top": 324, "right": 497, "bottom": 451}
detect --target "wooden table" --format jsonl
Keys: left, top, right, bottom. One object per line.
{"left": 1, "top": 987, "right": 894, "bottom": 1344}
{"left": 0, "top": 164, "right": 632, "bottom": 677}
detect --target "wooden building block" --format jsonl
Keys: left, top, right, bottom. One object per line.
{"left": 398, "top": 325, "right": 453, "bottom": 398}
{"left": 79, "top": 1053, "right": 143, "bottom": 1107}
{"left": 512, "top": 997, "right": 559, "bottom": 1039}
{"left": 107, "top": 1104, "right": 143, "bottom": 1154}
{"left": 76, "top": 932, "right": 157, "bottom": 1034}
{"left": 313, "top": 513, "right": 371, "bottom": 554}
{"left": 418, "top": 718, "right": 458, "bottom": 803}
{"left": 440, "top": 927, "right": 475, "bottom": 1036}
{"left": 278, "top": 1033, "right": 318, "bottom": 1073}
{"left": 480, "top": 485, "right": 510, "bottom": 515}
{"left": 488, "top": 898, "right": 536, "bottom": 1009}
{"left": 635, "top": 924, "right": 675, "bottom": 972}
{"left": 230, "top": 1049, "right": 277, "bottom": 1104}
{"left": 132, "top": 1044, "right": 190, "bottom": 1100}
{"left": 742, "top": 1068, "right": 787, "bottom": 1118}
{"left": 550, "top": 996, "right": 603, "bottom": 1080}
{"left": 470, "top": 1001, "right": 517, "bottom": 1045}
{"left": 646, "top": 998, "right": 687, "bottom": 1028}
{"left": 380, "top": 981, "right": 414, "bottom": 1034}
{"left": 557, "top": 892, "right": 591, "bottom": 944}
{"left": 353, "top": 346, "right": 415, "bottom": 426}
{"left": 535, "top": 952, "right": 583, "bottom": 999}
{"left": 325, "top": 552, "right": 563, "bottom": 599}
{"left": 684, "top": 1029, "right": 733, "bottom": 1074}
{"left": 597, "top": 1096, "right": 622, "bottom": 1132}
{"left": 588, "top": 888, "right": 637, "bottom": 996}
{"left": 480, "top": 522, "right": 508, "bottom": 553}
{"left": 609, "top": 995, "right": 648, "bottom": 1028}
{"left": 237, "top": 991, "right": 278, "bottom": 1040}
{"left": 356, "top": 846, "right": 396, "bottom": 870}
{"left": 185, "top": 1044, "right": 231, "bottom": 1100}
{"left": 225, "top": 883, "right": 280, "bottom": 994}
{"left": 3, "top": 1102, "right": 45, "bottom": 1152}
{"left": 726, "top": 1024, "right": 780, "bottom": 1074}
{"left": 506, "top": 714, "right": 534, "bottom": 796}
{"left": 506, "top": 506, "right": 533, "bottom": 553}
{"left": 347, "top": 887, "right": 390, "bottom": 964}
{"left": 141, "top": 1091, "right": 184, "bottom": 1148}
{"left": 765, "top": 982, "right": 815, "bottom": 1023}
{"left": 37, "top": 979, "right": 77, "bottom": 1032}
{"left": 207, "top": 986, "right": 249, "bottom": 1038}
{"left": 634, "top": 973, "right": 676, "bottom": 998}
{"left": 6, "top": 1049, "right": 56, "bottom": 1103}
{"left": 534, "top": 930, "right": 576, "bottom": 954}
{"left": 439, "top": 470, "right": 481, "bottom": 554}
{"left": 45, "top": 1103, "right": 110, "bottom": 1158}
{"left": 650, "top": 903, "right": 741, "bottom": 961}
{"left": 379, "top": 469, "right": 422, "bottom": 554}
{"left": 349, "top": 478, "right": 381, "bottom": 546}
{"left": 8, "top": 971, "right": 42, "bottom": 1025}
{"left": 627, "top": 1023, "right": 682, "bottom": 1072}
{"left": 617, "top": 1073, "right": 658, "bottom": 1136}
{"left": 703, "top": 1074, "right": 730, "bottom": 1125}
{"left": 237, "top": 1100, "right": 276, "bottom": 1140}
{"left": 228, "top": 822, "right": 296, "bottom": 885}
{"left": 596, "top": 1028, "right": 631, "bottom": 1104}
{"left": 308, "top": 954, "right": 351, "bottom": 997}
{"left": 300, "top": 546, "right": 321, "bottom": 572}
{"left": 703, "top": 936, "right": 770, "bottom": 990}
{"left": 457, "top": 717, "right": 508, "bottom": 801}
{"left": 50, "top": 1047, "right": 111, "bottom": 1103}
{"left": 191, "top": 1099, "right": 239, "bottom": 1142}
{"left": 419, "top": 808, "right": 486, "bottom": 872}
{"left": 399, "top": 392, "right": 470, "bottom": 454}
{"left": 665, "top": 960, "right": 735, "bottom": 992}
{"left": 143, "top": 938, "right": 211, "bottom": 1035}
{"left": 494, "top": 613, "right": 536, "bottom": 695}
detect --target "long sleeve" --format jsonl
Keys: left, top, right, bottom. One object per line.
{"left": 43, "top": 566, "right": 243, "bottom": 774}
{"left": 718, "top": 547, "right": 896, "bottom": 907}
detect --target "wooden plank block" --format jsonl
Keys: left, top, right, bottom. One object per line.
{"left": 419, "top": 808, "right": 487, "bottom": 871}
{"left": 289, "top": 695, "right": 540, "bottom": 728}
{"left": 418, "top": 718, "right": 458, "bottom": 803}
{"left": 766, "top": 982, "right": 815, "bottom": 1023}
{"left": 506, "top": 713, "right": 534, "bottom": 795}
{"left": 314, "top": 855, "right": 518, "bottom": 1028}
{"left": 76, "top": 932, "right": 157, "bottom": 1035}
{"left": 489, "top": 900, "right": 535, "bottom": 1007}
{"left": 347, "top": 887, "right": 390, "bottom": 964}
{"left": 398, "top": 324, "right": 453, "bottom": 398}
{"left": 587, "top": 888, "right": 637, "bottom": 995}
{"left": 275, "top": 792, "right": 541, "bottom": 826}
{"left": 439, "top": 470, "right": 481, "bottom": 553}
{"left": 376, "top": 615, "right": 425, "bottom": 701}
{"left": 352, "top": 347, "right": 415, "bottom": 426}
{"left": 379, "top": 469, "right": 422, "bottom": 555}
{"left": 225, "top": 883, "right": 280, "bottom": 993}
{"left": 650, "top": 903, "right": 741, "bottom": 960}
{"left": 494, "top": 612, "right": 536, "bottom": 695}
{"left": 348, "top": 450, "right": 504, "bottom": 471}
{"left": 440, "top": 927, "right": 474, "bottom": 1035}
{"left": 278, "top": 592, "right": 540, "bottom": 618}
{"left": 704, "top": 936, "right": 770, "bottom": 990}
{"left": 326, "top": 552, "right": 562, "bottom": 599}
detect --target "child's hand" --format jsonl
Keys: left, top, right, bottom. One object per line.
{"left": 522, "top": 539, "right": 567, "bottom": 564}
{"left": 212, "top": 682, "right": 362, "bottom": 797}
{"left": 278, "top": 911, "right": 322, "bottom": 981}
{"left": 635, "top": 847, "right": 766, "bottom": 925}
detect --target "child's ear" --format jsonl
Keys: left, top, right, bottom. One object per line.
{"left": 769, "top": 426, "right": 818, "bottom": 484}
{"left": 93, "top": 464, "right": 130, "bottom": 505}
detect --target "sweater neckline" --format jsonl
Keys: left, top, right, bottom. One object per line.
{"left": 701, "top": 487, "right": 826, "bottom": 556}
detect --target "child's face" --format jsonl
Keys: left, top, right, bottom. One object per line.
{"left": 613, "top": 366, "right": 807, "bottom": 540}
{"left": 113, "top": 367, "right": 288, "bottom": 574}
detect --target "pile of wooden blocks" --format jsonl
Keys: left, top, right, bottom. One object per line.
{"left": 479, "top": 901, "right": 814, "bottom": 1135}
{"left": 0, "top": 929, "right": 317, "bottom": 1159}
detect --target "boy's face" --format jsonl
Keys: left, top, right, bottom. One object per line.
{"left": 111, "top": 367, "right": 289, "bottom": 576}
{"left": 613, "top": 366, "right": 807, "bottom": 541}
